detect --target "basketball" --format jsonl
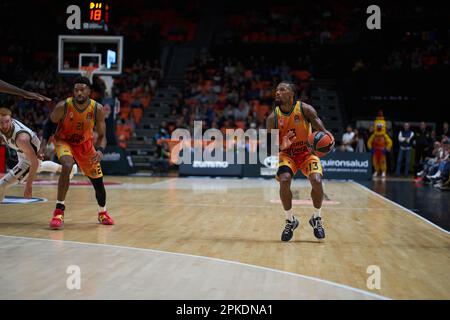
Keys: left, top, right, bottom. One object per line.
{"left": 307, "top": 131, "right": 335, "bottom": 157}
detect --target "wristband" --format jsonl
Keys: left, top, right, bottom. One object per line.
{"left": 96, "top": 147, "right": 105, "bottom": 153}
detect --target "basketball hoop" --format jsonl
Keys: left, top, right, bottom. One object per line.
{"left": 80, "top": 66, "right": 99, "bottom": 82}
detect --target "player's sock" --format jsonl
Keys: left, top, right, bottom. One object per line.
{"left": 56, "top": 200, "right": 65, "bottom": 211}
{"left": 313, "top": 207, "right": 321, "bottom": 218}
{"left": 40, "top": 161, "right": 61, "bottom": 173}
{"left": 284, "top": 208, "right": 294, "bottom": 222}
{"left": 98, "top": 206, "right": 107, "bottom": 213}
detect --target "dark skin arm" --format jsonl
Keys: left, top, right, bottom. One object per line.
{"left": 302, "top": 103, "right": 335, "bottom": 144}
{"left": 37, "top": 100, "right": 65, "bottom": 159}
{"left": 92, "top": 104, "right": 107, "bottom": 163}
{"left": 266, "top": 112, "right": 275, "bottom": 132}
{"left": 0, "top": 79, "right": 51, "bottom": 101}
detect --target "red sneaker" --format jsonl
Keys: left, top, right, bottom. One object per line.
{"left": 98, "top": 211, "right": 114, "bottom": 225}
{"left": 49, "top": 208, "right": 64, "bottom": 230}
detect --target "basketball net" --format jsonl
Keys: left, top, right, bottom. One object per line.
{"left": 80, "top": 66, "right": 98, "bottom": 83}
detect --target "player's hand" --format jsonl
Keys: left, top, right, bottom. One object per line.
{"left": 325, "top": 130, "right": 335, "bottom": 145}
{"left": 91, "top": 150, "right": 103, "bottom": 163}
{"left": 24, "top": 184, "right": 32, "bottom": 199}
{"left": 20, "top": 90, "right": 51, "bottom": 102}
{"left": 280, "top": 131, "right": 296, "bottom": 151}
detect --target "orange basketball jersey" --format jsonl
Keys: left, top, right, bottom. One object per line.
{"left": 55, "top": 97, "right": 98, "bottom": 145}
{"left": 275, "top": 100, "right": 311, "bottom": 157}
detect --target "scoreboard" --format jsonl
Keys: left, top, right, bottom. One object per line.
{"left": 83, "top": 2, "right": 110, "bottom": 31}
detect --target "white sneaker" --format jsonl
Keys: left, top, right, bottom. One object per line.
{"left": 427, "top": 172, "right": 441, "bottom": 180}
{"left": 70, "top": 165, "right": 78, "bottom": 180}
{"left": 373, "top": 172, "right": 378, "bottom": 177}
{"left": 381, "top": 172, "right": 386, "bottom": 179}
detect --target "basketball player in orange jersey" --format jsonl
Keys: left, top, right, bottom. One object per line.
{"left": 38, "top": 77, "right": 114, "bottom": 229}
{"left": 267, "top": 82, "right": 334, "bottom": 241}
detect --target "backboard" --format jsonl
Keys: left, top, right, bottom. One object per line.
{"left": 58, "top": 35, "right": 123, "bottom": 75}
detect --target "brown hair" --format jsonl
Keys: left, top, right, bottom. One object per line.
{"left": 0, "top": 108, "right": 12, "bottom": 117}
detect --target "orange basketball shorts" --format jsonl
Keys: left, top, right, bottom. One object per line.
{"left": 55, "top": 138, "right": 103, "bottom": 179}
{"left": 276, "top": 152, "right": 323, "bottom": 180}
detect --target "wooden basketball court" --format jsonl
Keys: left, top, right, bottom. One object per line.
{"left": 0, "top": 175, "right": 449, "bottom": 299}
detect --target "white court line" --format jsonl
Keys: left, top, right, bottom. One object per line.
{"left": 0, "top": 234, "right": 389, "bottom": 300}
{"left": 34, "top": 199, "right": 408, "bottom": 211}
{"left": 352, "top": 181, "right": 450, "bottom": 235}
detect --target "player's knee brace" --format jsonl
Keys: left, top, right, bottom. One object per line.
{"left": 89, "top": 177, "right": 106, "bottom": 207}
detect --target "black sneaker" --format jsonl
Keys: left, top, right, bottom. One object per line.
{"left": 281, "top": 217, "right": 299, "bottom": 242}
{"left": 309, "top": 216, "right": 325, "bottom": 240}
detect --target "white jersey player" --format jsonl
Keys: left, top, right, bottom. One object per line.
{"left": 0, "top": 108, "right": 76, "bottom": 202}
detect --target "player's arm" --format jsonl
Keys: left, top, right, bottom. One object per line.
{"left": 266, "top": 112, "right": 279, "bottom": 152}
{"left": 302, "top": 103, "right": 335, "bottom": 143}
{"left": 92, "top": 104, "right": 107, "bottom": 163}
{"left": 302, "top": 103, "right": 327, "bottom": 132}
{"left": 38, "top": 101, "right": 65, "bottom": 159}
{"left": 266, "top": 112, "right": 275, "bottom": 132}
{"left": 0, "top": 79, "right": 51, "bottom": 101}
{"left": 15, "top": 133, "right": 39, "bottom": 198}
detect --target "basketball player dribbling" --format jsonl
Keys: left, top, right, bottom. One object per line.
{"left": 38, "top": 77, "right": 114, "bottom": 229}
{"left": 267, "top": 82, "right": 334, "bottom": 241}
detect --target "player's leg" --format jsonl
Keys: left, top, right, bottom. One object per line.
{"left": 0, "top": 176, "right": 10, "bottom": 202}
{"left": 278, "top": 167, "right": 293, "bottom": 211}
{"left": 39, "top": 161, "right": 78, "bottom": 179}
{"left": 276, "top": 154, "right": 299, "bottom": 242}
{"left": 301, "top": 155, "right": 325, "bottom": 240}
{"left": 49, "top": 140, "right": 75, "bottom": 229}
{"left": 0, "top": 160, "right": 29, "bottom": 202}
{"left": 88, "top": 176, "right": 114, "bottom": 225}
{"left": 0, "top": 155, "right": 34, "bottom": 201}
{"left": 57, "top": 156, "right": 75, "bottom": 202}
{"left": 308, "top": 173, "right": 325, "bottom": 239}
{"left": 78, "top": 143, "right": 114, "bottom": 225}
{"left": 39, "top": 161, "right": 60, "bottom": 174}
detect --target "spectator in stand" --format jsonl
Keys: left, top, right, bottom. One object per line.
{"left": 417, "top": 141, "right": 442, "bottom": 179}
{"left": 395, "top": 122, "right": 414, "bottom": 177}
{"left": 426, "top": 140, "right": 449, "bottom": 184}
{"left": 355, "top": 128, "right": 367, "bottom": 153}
{"left": 439, "top": 121, "right": 449, "bottom": 141}
{"left": 414, "top": 122, "right": 432, "bottom": 174}
{"left": 155, "top": 141, "right": 171, "bottom": 174}
{"left": 130, "top": 97, "right": 144, "bottom": 127}
{"left": 233, "top": 100, "right": 250, "bottom": 121}
{"left": 339, "top": 125, "right": 356, "bottom": 152}
{"left": 153, "top": 121, "right": 170, "bottom": 142}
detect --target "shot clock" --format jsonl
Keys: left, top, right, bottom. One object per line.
{"left": 84, "top": 2, "right": 110, "bottom": 31}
